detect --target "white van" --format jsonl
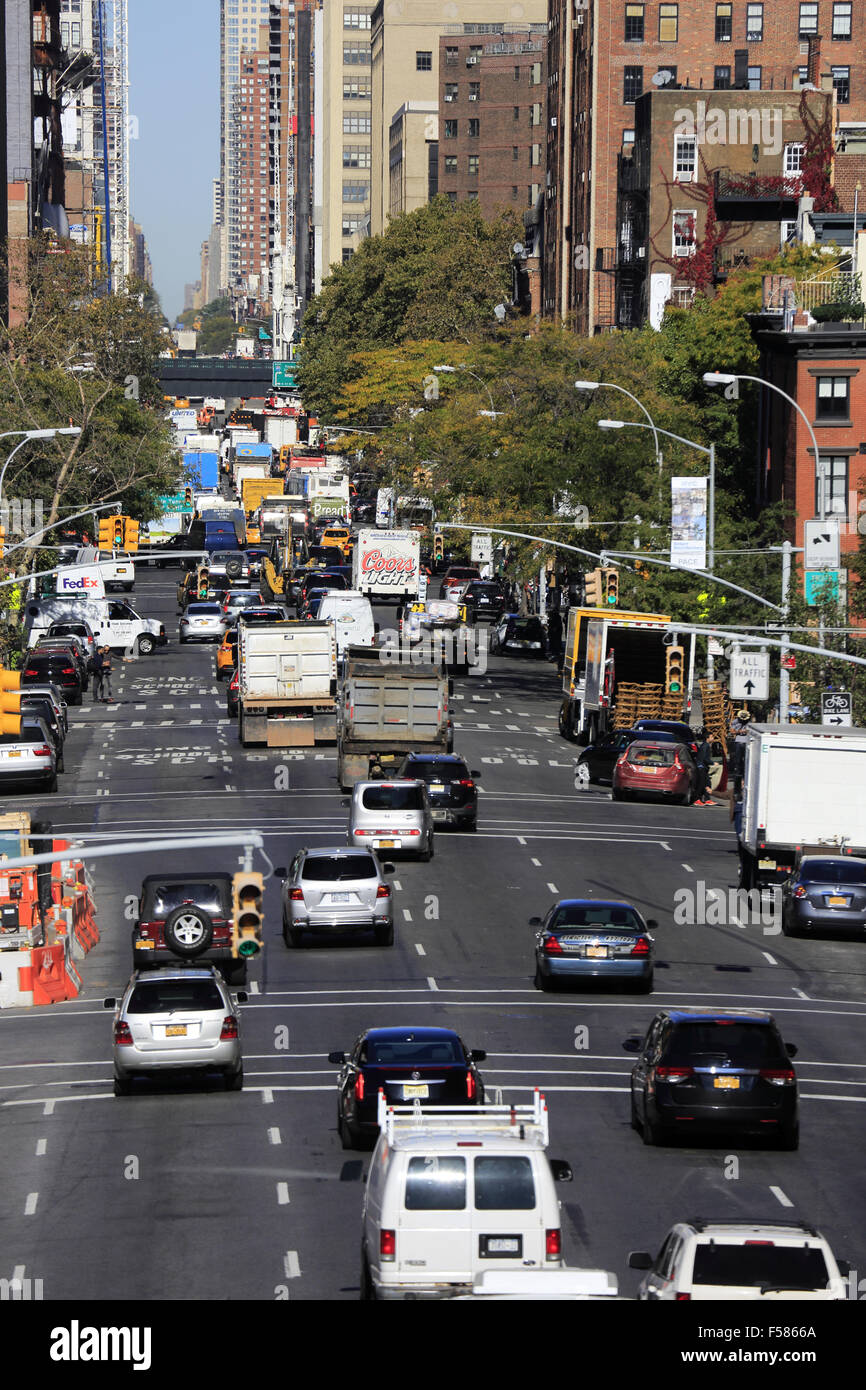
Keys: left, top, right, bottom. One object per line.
{"left": 315, "top": 590, "right": 375, "bottom": 654}
{"left": 361, "top": 1092, "right": 573, "bottom": 1300}
{"left": 23, "top": 597, "right": 165, "bottom": 654}
{"left": 74, "top": 547, "right": 135, "bottom": 592}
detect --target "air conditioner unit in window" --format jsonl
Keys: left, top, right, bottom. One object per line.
{"left": 551, "top": 115, "right": 558, "bottom": 126}
{"left": 576, "top": 11, "right": 584, "bottom": 22}
{"left": 467, "top": 55, "right": 479, "bottom": 65}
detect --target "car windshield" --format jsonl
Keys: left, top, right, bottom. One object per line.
{"left": 301, "top": 855, "right": 377, "bottom": 882}
{"left": 404, "top": 761, "right": 468, "bottom": 783}
{"left": 367, "top": 1038, "right": 462, "bottom": 1064}
{"left": 666, "top": 1023, "right": 786, "bottom": 1067}
{"left": 361, "top": 785, "right": 425, "bottom": 811}
{"left": 799, "top": 859, "right": 866, "bottom": 884}
{"left": 628, "top": 744, "right": 678, "bottom": 767}
{"left": 510, "top": 620, "right": 543, "bottom": 638}
{"left": 691, "top": 1244, "right": 829, "bottom": 1290}
{"left": 447, "top": 569, "right": 479, "bottom": 581}
{"left": 550, "top": 904, "right": 642, "bottom": 931}
{"left": 142, "top": 883, "right": 226, "bottom": 918}
{"left": 127, "top": 980, "right": 225, "bottom": 1014}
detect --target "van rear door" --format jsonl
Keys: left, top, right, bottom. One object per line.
{"left": 470, "top": 1154, "right": 545, "bottom": 1270}
{"left": 397, "top": 1154, "right": 473, "bottom": 1281}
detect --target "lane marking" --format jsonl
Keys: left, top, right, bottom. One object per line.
{"left": 762, "top": 951, "right": 778, "bottom": 966}
{"left": 403, "top": 908, "right": 412, "bottom": 922}
{"left": 393, "top": 880, "right": 402, "bottom": 892}
{"left": 682, "top": 863, "right": 694, "bottom": 873}
{"left": 250, "top": 980, "right": 260, "bottom": 995}
{"left": 277, "top": 1182, "right": 290, "bottom": 1205}
{"left": 415, "top": 943, "right": 426, "bottom": 956}
{"left": 517, "top": 835, "right": 526, "bottom": 845}
{"left": 793, "top": 988, "right": 809, "bottom": 1000}
{"left": 284, "top": 1251, "right": 301, "bottom": 1279}
{"left": 36, "top": 1138, "right": 47, "bottom": 1155}
{"left": 43, "top": 1099, "right": 54, "bottom": 1116}
{"left": 531, "top": 858, "right": 541, "bottom": 866}
{"left": 24, "top": 1193, "right": 38, "bottom": 1216}
{"left": 268, "top": 1128, "right": 282, "bottom": 1145}
{"left": 262, "top": 1088, "right": 274, "bottom": 1105}
{"left": 427, "top": 976, "right": 439, "bottom": 991}
{"left": 770, "top": 1185, "right": 794, "bottom": 1208}
{"left": 547, "top": 883, "right": 559, "bottom": 894}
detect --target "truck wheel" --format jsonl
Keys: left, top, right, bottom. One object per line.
{"left": 137, "top": 634, "right": 155, "bottom": 655}
{"left": 558, "top": 703, "right": 573, "bottom": 740}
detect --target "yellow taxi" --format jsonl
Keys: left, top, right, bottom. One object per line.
{"left": 320, "top": 525, "right": 352, "bottom": 559}
{"left": 216, "top": 627, "right": 238, "bottom": 681}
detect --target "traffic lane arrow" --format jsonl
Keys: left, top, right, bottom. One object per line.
{"left": 743, "top": 680, "right": 755, "bottom": 694}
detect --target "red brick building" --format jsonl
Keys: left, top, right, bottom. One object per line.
{"left": 437, "top": 29, "right": 547, "bottom": 218}
{"left": 545, "top": 1, "right": 866, "bottom": 334}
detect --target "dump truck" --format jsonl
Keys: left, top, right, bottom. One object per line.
{"left": 337, "top": 645, "right": 451, "bottom": 790}
{"left": 236, "top": 620, "right": 338, "bottom": 747}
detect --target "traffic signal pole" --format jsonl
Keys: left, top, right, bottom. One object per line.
{"left": 0, "top": 831, "right": 270, "bottom": 877}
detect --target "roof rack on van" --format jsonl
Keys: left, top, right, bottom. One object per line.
{"left": 377, "top": 1088, "right": 549, "bottom": 1147}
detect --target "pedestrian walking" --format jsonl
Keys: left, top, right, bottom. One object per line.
{"left": 693, "top": 727, "right": 714, "bottom": 805}
{"left": 100, "top": 646, "right": 113, "bottom": 703}
{"left": 91, "top": 646, "right": 105, "bottom": 703}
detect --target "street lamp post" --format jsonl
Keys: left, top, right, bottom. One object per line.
{"left": 574, "top": 380, "right": 663, "bottom": 472}
{"left": 0, "top": 427, "right": 83, "bottom": 523}
{"left": 433, "top": 363, "right": 497, "bottom": 414}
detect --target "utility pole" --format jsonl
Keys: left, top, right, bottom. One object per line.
{"left": 778, "top": 540, "right": 792, "bottom": 724}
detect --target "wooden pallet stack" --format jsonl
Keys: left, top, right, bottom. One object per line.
{"left": 612, "top": 683, "right": 664, "bottom": 729}
{"left": 699, "top": 679, "right": 733, "bottom": 746}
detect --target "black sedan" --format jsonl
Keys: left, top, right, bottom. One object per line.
{"left": 781, "top": 855, "right": 866, "bottom": 936}
{"left": 397, "top": 752, "right": 479, "bottom": 829}
{"left": 328, "top": 1026, "right": 487, "bottom": 1149}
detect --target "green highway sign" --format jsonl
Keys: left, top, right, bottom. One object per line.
{"left": 157, "top": 493, "right": 191, "bottom": 513}
{"left": 804, "top": 569, "right": 843, "bottom": 606}
{"left": 272, "top": 360, "right": 298, "bottom": 389}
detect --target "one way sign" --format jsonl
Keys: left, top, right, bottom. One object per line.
{"left": 804, "top": 519, "right": 841, "bottom": 570}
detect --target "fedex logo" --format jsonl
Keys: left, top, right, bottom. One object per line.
{"left": 59, "top": 576, "right": 98, "bottom": 590}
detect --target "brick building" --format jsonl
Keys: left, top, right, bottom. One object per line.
{"left": 437, "top": 29, "right": 547, "bottom": 218}
{"left": 545, "top": 0, "right": 866, "bottom": 335}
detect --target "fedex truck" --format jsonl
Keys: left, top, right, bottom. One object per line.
{"left": 352, "top": 529, "right": 420, "bottom": 603}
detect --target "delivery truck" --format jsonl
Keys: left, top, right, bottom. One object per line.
{"left": 241, "top": 477, "right": 280, "bottom": 517}
{"left": 337, "top": 646, "right": 451, "bottom": 789}
{"left": 264, "top": 414, "right": 298, "bottom": 452}
{"left": 352, "top": 528, "right": 420, "bottom": 604}
{"left": 738, "top": 723, "right": 866, "bottom": 889}
{"left": 183, "top": 448, "right": 220, "bottom": 491}
{"left": 236, "top": 620, "right": 338, "bottom": 747}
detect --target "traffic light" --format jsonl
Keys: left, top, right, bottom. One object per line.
{"left": 603, "top": 568, "right": 619, "bottom": 606}
{"left": 0, "top": 525, "right": 5, "bottom": 558}
{"left": 665, "top": 644, "right": 685, "bottom": 695}
{"left": 184, "top": 486, "right": 194, "bottom": 509}
{"left": 0, "top": 670, "right": 22, "bottom": 736}
{"left": 231, "top": 871, "right": 264, "bottom": 959}
{"left": 123, "top": 519, "right": 140, "bottom": 552}
{"left": 196, "top": 565, "right": 210, "bottom": 599}
{"left": 433, "top": 532, "right": 444, "bottom": 563}
{"left": 584, "top": 569, "right": 603, "bottom": 606}
{"left": 112, "top": 515, "right": 124, "bottom": 548}
{"left": 98, "top": 517, "right": 114, "bottom": 549}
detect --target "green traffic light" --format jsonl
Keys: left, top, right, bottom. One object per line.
{"left": 238, "top": 939, "right": 261, "bottom": 958}
{"left": 607, "top": 594, "right": 616, "bottom": 604}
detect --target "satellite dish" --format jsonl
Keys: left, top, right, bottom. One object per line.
{"left": 652, "top": 70, "right": 674, "bottom": 86}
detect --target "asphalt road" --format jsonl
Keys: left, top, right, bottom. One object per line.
{"left": 1, "top": 568, "right": 865, "bottom": 1305}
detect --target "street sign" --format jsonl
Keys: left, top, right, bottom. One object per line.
{"left": 804, "top": 568, "right": 843, "bottom": 606}
{"left": 729, "top": 649, "right": 769, "bottom": 701}
{"left": 272, "top": 360, "right": 297, "bottom": 389}
{"left": 804, "top": 519, "right": 840, "bottom": 570}
{"left": 470, "top": 531, "right": 493, "bottom": 565}
{"left": 821, "top": 690, "right": 853, "bottom": 727}
{"left": 156, "top": 493, "right": 190, "bottom": 512}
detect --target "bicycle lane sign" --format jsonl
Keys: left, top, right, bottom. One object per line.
{"left": 821, "top": 690, "right": 853, "bottom": 727}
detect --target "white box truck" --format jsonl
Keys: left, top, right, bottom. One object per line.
{"left": 739, "top": 723, "right": 866, "bottom": 888}
{"left": 264, "top": 414, "right": 298, "bottom": 451}
{"left": 352, "top": 529, "right": 420, "bottom": 603}
{"left": 237, "top": 620, "right": 338, "bottom": 747}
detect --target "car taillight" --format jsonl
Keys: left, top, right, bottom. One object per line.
{"left": 290, "top": 887, "right": 304, "bottom": 901}
{"left": 34, "top": 745, "right": 52, "bottom": 757}
{"left": 353, "top": 829, "right": 373, "bottom": 837}
{"left": 793, "top": 885, "right": 807, "bottom": 899}
{"left": 630, "top": 937, "right": 650, "bottom": 956}
{"left": 466, "top": 1070, "right": 476, "bottom": 1099}
{"left": 380, "top": 1229, "right": 395, "bottom": 1261}
{"left": 759, "top": 1069, "right": 796, "bottom": 1086}
{"left": 354, "top": 1072, "right": 365, "bottom": 1101}
{"left": 543, "top": 936, "right": 563, "bottom": 955}
{"left": 615, "top": 755, "right": 626, "bottom": 767}
{"left": 61, "top": 667, "right": 75, "bottom": 675}
{"left": 376, "top": 883, "right": 391, "bottom": 899}
{"left": 457, "top": 779, "right": 475, "bottom": 789}
{"left": 405, "top": 829, "right": 420, "bottom": 836}
{"left": 744, "top": 1240, "right": 775, "bottom": 1246}
{"left": 654, "top": 1066, "right": 694, "bottom": 1082}
{"left": 675, "top": 1292, "right": 691, "bottom": 1301}
{"left": 545, "top": 1229, "right": 561, "bottom": 1259}
{"left": 220, "top": 1015, "right": 239, "bottom": 1040}
{"left": 24, "top": 669, "right": 38, "bottom": 676}
{"left": 114, "top": 1021, "right": 133, "bottom": 1046}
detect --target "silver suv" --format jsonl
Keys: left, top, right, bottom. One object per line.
{"left": 279, "top": 846, "right": 395, "bottom": 947}
{"left": 348, "top": 779, "right": 433, "bottom": 860}
{"left": 105, "top": 967, "right": 247, "bottom": 1095}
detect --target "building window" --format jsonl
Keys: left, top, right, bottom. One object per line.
{"left": 416, "top": 51, "right": 432, "bottom": 71}
{"left": 343, "top": 113, "right": 372, "bottom": 133}
{"left": 784, "top": 142, "right": 805, "bottom": 174}
{"left": 673, "top": 210, "right": 697, "bottom": 256}
{"left": 623, "top": 66, "right": 643, "bottom": 103}
{"left": 512, "top": 185, "right": 519, "bottom": 198}
{"left": 674, "top": 133, "right": 697, "bottom": 181}
{"left": 832, "top": 65, "right": 851, "bottom": 102}
{"left": 343, "top": 44, "right": 370, "bottom": 64}
{"left": 342, "top": 249, "right": 354, "bottom": 263}
{"left": 513, "top": 105, "right": 520, "bottom": 120}
{"left": 625, "top": 3, "right": 644, "bottom": 41}
{"left": 342, "top": 146, "right": 371, "bottom": 168}
{"left": 468, "top": 154, "right": 479, "bottom": 176}
{"left": 468, "top": 118, "right": 480, "bottom": 137}
{"left": 513, "top": 145, "right": 520, "bottom": 160}
{"left": 833, "top": 1, "right": 852, "bottom": 38}
{"left": 514, "top": 64, "right": 521, "bottom": 80}
{"left": 343, "top": 9, "right": 372, "bottom": 28}
{"left": 342, "top": 180, "right": 370, "bottom": 202}
{"left": 444, "top": 155, "right": 457, "bottom": 174}
{"left": 714, "top": 65, "right": 731, "bottom": 88}
{"left": 659, "top": 4, "right": 678, "bottom": 41}
{"left": 818, "top": 456, "right": 849, "bottom": 514}
{"left": 469, "top": 82, "right": 480, "bottom": 101}
{"left": 799, "top": 2, "right": 818, "bottom": 36}
{"left": 342, "top": 217, "right": 363, "bottom": 236}
{"left": 623, "top": 128, "right": 636, "bottom": 144}
{"left": 715, "top": 2, "right": 732, "bottom": 40}
{"left": 469, "top": 45, "right": 483, "bottom": 61}
{"left": 447, "top": 191, "right": 458, "bottom": 206}
{"left": 671, "top": 286, "right": 695, "bottom": 308}
{"left": 444, "top": 83, "right": 458, "bottom": 102}
{"left": 780, "top": 219, "right": 798, "bottom": 247}
{"left": 816, "top": 376, "right": 850, "bottom": 419}
{"left": 656, "top": 65, "right": 677, "bottom": 86}
{"left": 444, "top": 119, "right": 457, "bottom": 139}
{"left": 747, "top": 64, "right": 762, "bottom": 88}
{"left": 746, "top": 3, "right": 764, "bottom": 39}
{"left": 444, "top": 45, "right": 458, "bottom": 65}
{"left": 530, "top": 142, "right": 541, "bottom": 166}
{"left": 343, "top": 77, "right": 371, "bottom": 99}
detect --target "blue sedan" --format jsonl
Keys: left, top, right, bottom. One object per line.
{"left": 531, "top": 899, "right": 657, "bottom": 993}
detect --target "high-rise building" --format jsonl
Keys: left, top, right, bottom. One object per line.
{"left": 320, "top": 3, "right": 373, "bottom": 275}
{"left": 219, "top": 0, "right": 272, "bottom": 293}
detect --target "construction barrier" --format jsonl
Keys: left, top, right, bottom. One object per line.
{"left": 30, "top": 944, "right": 78, "bottom": 1005}
{"left": 0, "top": 950, "right": 35, "bottom": 1008}
{"left": 0, "top": 838, "right": 98, "bottom": 1008}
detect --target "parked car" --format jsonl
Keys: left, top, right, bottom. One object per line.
{"left": 397, "top": 752, "right": 479, "bottom": 830}
{"left": 21, "top": 652, "right": 84, "bottom": 706}
{"left": 574, "top": 729, "right": 688, "bottom": 788}
{"left": 328, "top": 1026, "right": 487, "bottom": 1148}
{"left": 20, "top": 695, "right": 66, "bottom": 772}
{"left": 131, "top": 873, "right": 247, "bottom": 985}
{"left": 0, "top": 715, "right": 58, "bottom": 792}
{"left": 612, "top": 738, "right": 696, "bottom": 804}
{"left": 624, "top": 1007, "right": 799, "bottom": 1148}
{"left": 348, "top": 779, "right": 434, "bottom": 860}
{"left": 633, "top": 718, "right": 699, "bottom": 758}
{"left": 105, "top": 966, "right": 247, "bottom": 1095}
{"left": 31, "top": 639, "right": 90, "bottom": 692}
{"left": 780, "top": 854, "right": 866, "bottom": 937}
{"left": 490, "top": 614, "right": 546, "bottom": 657}
{"left": 16, "top": 682, "right": 68, "bottom": 733}
{"left": 278, "top": 846, "right": 395, "bottom": 948}
{"left": 532, "top": 898, "right": 656, "bottom": 993}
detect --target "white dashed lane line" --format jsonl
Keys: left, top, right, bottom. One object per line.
{"left": 770, "top": 1185, "right": 794, "bottom": 1208}
{"left": 268, "top": 1128, "right": 282, "bottom": 1145}
{"left": 415, "top": 943, "right": 426, "bottom": 956}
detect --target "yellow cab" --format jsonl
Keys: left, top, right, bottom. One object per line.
{"left": 216, "top": 627, "right": 238, "bottom": 681}
{"left": 320, "top": 525, "right": 352, "bottom": 559}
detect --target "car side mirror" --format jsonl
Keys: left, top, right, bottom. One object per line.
{"left": 550, "top": 1159, "right": 573, "bottom": 1182}
{"left": 528, "top": 916, "right": 543, "bottom": 928}
{"left": 645, "top": 919, "right": 659, "bottom": 929}
{"left": 235, "top": 991, "right": 249, "bottom": 1004}
{"left": 470, "top": 1049, "right": 486, "bottom": 1062}
{"left": 622, "top": 1037, "right": 641, "bottom": 1052}
{"left": 836, "top": 1259, "right": 851, "bottom": 1278}
{"left": 383, "top": 863, "right": 396, "bottom": 874}
{"left": 103, "top": 997, "right": 117, "bottom": 1009}
{"left": 327, "top": 1051, "right": 346, "bottom": 1065}
{"left": 628, "top": 1251, "right": 653, "bottom": 1271}
{"left": 785, "top": 1042, "right": 798, "bottom": 1058}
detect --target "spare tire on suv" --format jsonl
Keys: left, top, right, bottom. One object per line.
{"left": 163, "top": 904, "right": 214, "bottom": 957}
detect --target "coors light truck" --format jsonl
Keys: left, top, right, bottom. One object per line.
{"left": 352, "top": 528, "right": 421, "bottom": 604}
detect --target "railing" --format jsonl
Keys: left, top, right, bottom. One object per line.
{"left": 798, "top": 269, "right": 860, "bottom": 311}
{"left": 714, "top": 169, "right": 801, "bottom": 201}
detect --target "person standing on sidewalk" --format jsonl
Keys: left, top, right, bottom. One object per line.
{"left": 100, "top": 646, "right": 114, "bottom": 703}
{"left": 546, "top": 606, "right": 563, "bottom": 667}
{"left": 693, "top": 728, "right": 714, "bottom": 805}
{"left": 91, "top": 646, "right": 105, "bottom": 703}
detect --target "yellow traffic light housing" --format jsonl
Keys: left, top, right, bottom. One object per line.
{"left": 184, "top": 487, "right": 194, "bottom": 509}
{"left": 124, "top": 519, "right": 140, "bottom": 552}
{"left": 665, "top": 644, "right": 685, "bottom": 695}
{"left": 112, "top": 515, "right": 125, "bottom": 548}
{"left": 603, "top": 568, "right": 619, "bottom": 606}
{"left": 232, "top": 871, "right": 264, "bottom": 959}
{"left": 196, "top": 566, "right": 210, "bottom": 599}
{"left": 584, "top": 569, "right": 603, "bottom": 606}
{"left": 98, "top": 518, "right": 114, "bottom": 549}
{"left": 0, "top": 671, "right": 22, "bottom": 736}
{"left": 433, "top": 533, "right": 444, "bottom": 563}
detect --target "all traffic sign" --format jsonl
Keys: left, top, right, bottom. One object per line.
{"left": 729, "top": 650, "right": 769, "bottom": 701}
{"left": 821, "top": 690, "right": 853, "bottom": 727}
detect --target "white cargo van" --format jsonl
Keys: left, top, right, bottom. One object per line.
{"left": 315, "top": 590, "right": 375, "bottom": 654}
{"left": 23, "top": 597, "right": 165, "bottom": 654}
{"left": 361, "top": 1091, "right": 573, "bottom": 1300}
{"left": 74, "top": 547, "right": 135, "bottom": 592}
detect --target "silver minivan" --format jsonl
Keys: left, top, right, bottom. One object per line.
{"left": 348, "top": 779, "right": 433, "bottom": 860}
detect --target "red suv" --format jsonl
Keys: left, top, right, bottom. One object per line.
{"left": 132, "top": 874, "right": 247, "bottom": 985}
{"left": 613, "top": 739, "right": 696, "bottom": 805}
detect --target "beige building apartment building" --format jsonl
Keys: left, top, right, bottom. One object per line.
{"left": 321, "top": 4, "right": 374, "bottom": 276}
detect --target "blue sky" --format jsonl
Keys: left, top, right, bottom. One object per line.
{"left": 129, "top": 0, "right": 219, "bottom": 321}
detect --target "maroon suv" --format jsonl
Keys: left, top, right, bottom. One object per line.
{"left": 132, "top": 874, "right": 247, "bottom": 985}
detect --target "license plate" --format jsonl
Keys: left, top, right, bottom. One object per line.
{"left": 402, "top": 1083, "right": 428, "bottom": 1099}
{"left": 430, "top": 783, "right": 445, "bottom": 793}
{"left": 714, "top": 1075, "right": 740, "bottom": 1089}
{"left": 485, "top": 1237, "right": 520, "bottom": 1254}
{"left": 758, "top": 858, "right": 777, "bottom": 870}
{"left": 136, "top": 940, "right": 154, "bottom": 950}
{"left": 375, "top": 839, "right": 396, "bottom": 849}
{"left": 165, "top": 1024, "right": 188, "bottom": 1037}
{"left": 586, "top": 945, "right": 608, "bottom": 959}
{"left": 6, "top": 751, "right": 20, "bottom": 759}
{"left": 827, "top": 895, "right": 848, "bottom": 906}
{"left": 328, "top": 893, "right": 351, "bottom": 903}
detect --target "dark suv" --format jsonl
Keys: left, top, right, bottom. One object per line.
{"left": 624, "top": 1007, "right": 799, "bottom": 1149}
{"left": 132, "top": 874, "right": 247, "bottom": 985}
{"left": 397, "top": 752, "right": 480, "bottom": 830}
{"left": 462, "top": 579, "right": 507, "bottom": 624}
{"left": 22, "top": 651, "right": 85, "bottom": 705}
